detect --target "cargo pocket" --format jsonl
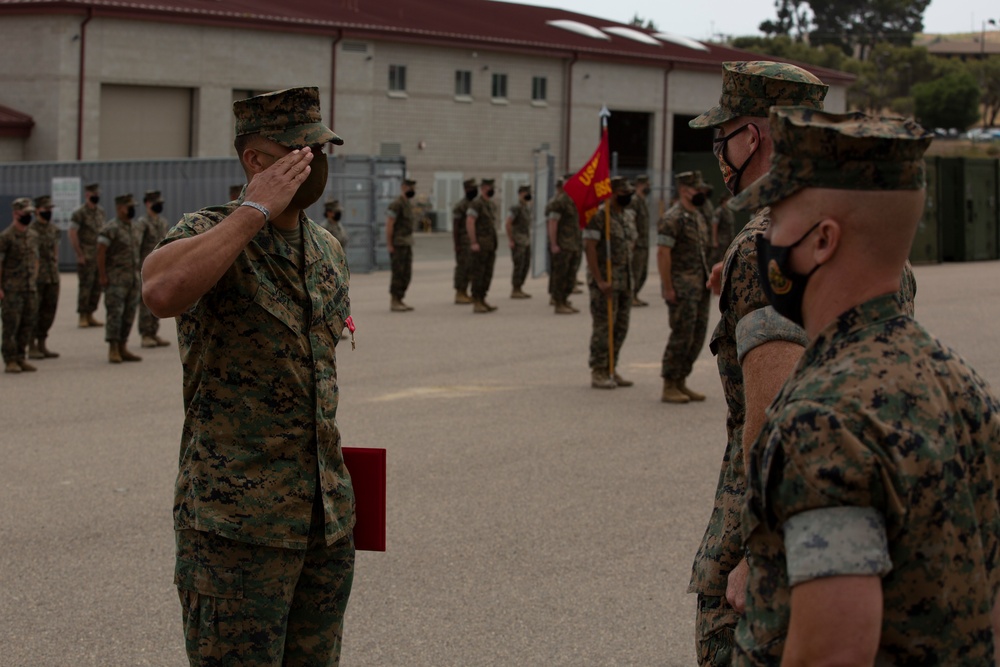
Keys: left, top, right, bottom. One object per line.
{"left": 695, "top": 596, "right": 739, "bottom": 667}
{"left": 175, "top": 558, "right": 244, "bottom": 664}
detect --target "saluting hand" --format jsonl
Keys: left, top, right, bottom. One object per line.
{"left": 243, "top": 147, "right": 314, "bottom": 218}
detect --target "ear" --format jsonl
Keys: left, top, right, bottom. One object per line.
{"left": 241, "top": 147, "right": 267, "bottom": 175}
{"left": 746, "top": 123, "right": 763, "bottom": 151}
{"left": 813, "top": 218, "right": 841, "bottom": 264}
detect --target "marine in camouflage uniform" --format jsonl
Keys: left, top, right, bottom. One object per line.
{"left": 0, "top": 198, "right": 40, "bottom": 373}
{"left": 386, "top": 178, "right": 416, "bottom": 311}
{"left": 97, "top": 193, "right": 143, "bottom": 363}
{"left": 465, "top": 178, "right": 499, "bottom": 313}
{"left": 545, "top": 179, "right": 581, "bottom": 314}
{"left": 685, "top": 61, "right": 831, "bottom": 667}
{"left": 323, "top": 199, "right": 349, "bottom": 248}
{"left": 506, "top": 185, "right": 533, "bottom": 298}
{"left": 452, "top": 178, "right": 477, "bottom": 304}
{"left": 136, "top": 190, "right": 172, "bottom": 348}
{"left": 583, "top": 177, "right": 635, "bottom": 389}
{"left": 29, "top": 195, "right": 61, "bottom": 359}
{"left": 730, "top": 107, "right": 1000, "bottom": 664}
{"left": 70, "top": 181, "right": 105, "bottom": 327}
{"left": 658, "top": 171, "right": 711, "bottom": 404}
{"left": 627, "top": 175, "right": 651, "bottom": 307}
{"left": 143, "top": 87, "right": 356, "bottom": 666}
{"left": 710, "top": 194, "right": 736, "bottom": 265}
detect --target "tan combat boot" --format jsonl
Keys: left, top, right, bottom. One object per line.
{"left": 5, "top": 360, "right": 22, "bottom": 373}
{"left": 680, "top": 382, "right": 706, "bottom": 402}
{"left": 78, "top": 314, "right": 90, "bottom": 328}
{"left": 87, "top": 313, "right": 103, "bottom": 327}
{"left": 141, "top": 335, "right": 159, "bottom": 348}
{"left": 390, "top": 297, "right": 408, "bottom": 312}
{"left": 455, "top": 290, "right": 473, "bottom": 305}
{"left": 511, "top": 288, "right": 531, "bottom": 299}
{"left": 554, "top": 302, "right": 576, "bottom": 315}
{"left": 109, "top": 342, "right": 123, "bottom": 364}
{"left": 16, "top": 359, "right": 37, "bottom": 372}
{"left": 661, "top": 379, "right": 690, "bottom": 403}
{"left": 119, "top": 343, "right": 142, "bottom": 362}
{"left": 154, "top": 335, "right": 171, "bottom": 347}
{"left": 591, "top": 369, "right": 616, "bottom": 389}
{"left": 400, "top": 300, "right": 415, "bottom": 311}
{"left": 472, "top": 299, "right": 489, "bottom": 313}
{"left": 632, "top": 296, "right": 648, "bottom": 307}
{"left": 28, "top": 341, "right": 44, "bottom": 360}
{"left": 38, "top": 339, "right": 59, "bottom": 358}
{"left": 613, "top": 372, "right": 634, "bottom": 387}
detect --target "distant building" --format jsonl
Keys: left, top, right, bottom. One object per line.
{"left": 917, "top": 34, "right": 1000, "bottom": 61}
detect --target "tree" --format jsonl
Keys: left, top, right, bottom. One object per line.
{"left": 759, "top": 0, "right": 812, "bottom": 42}
{"left": 808, "top": 0, "right": 931, "bottom": 60}
{"left": 730, "top": 35, "right": 847, "bottom": 70}
{"left": 968, "top": 57, "right": 1000, "bottom": 126}
{"left": 842, "top": 44, "right": 935, "bottom": 113}
{"left": 912, "top": 71, "right": 980, "bottom": 130}
{"left": 629, "top": 14, "right": 657, "bottom": 31}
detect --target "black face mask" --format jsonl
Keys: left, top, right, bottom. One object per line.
{"left": 39, "top": 210, "right": 52, "bottom": 222}
{"left": 465, "top": 188, "right": 478, "bottom": 200}
{"left": 714, "top": 123, "right": 758, "bottom": 195}
{"left": 616, "top": 193, "right": 633, "bottom": 207}
{"left": 755, "top": 220, "right": 823, "bottom": 327}
{"left": 126, "top": 206, "right": 136, "bottom": 220}
{"left": 89, "top": 195, "right": 100, "bottom": 205}
{"left": 405, "top": 189, "right": 416, "bottom": 199}
{"left": 642, "top": 187, "right": 651, "bottom": 196}
{"left": 486, "top": 188, "right": 495, "bottom": 198}
{"left": 333, "top": 211, "right": 342, "bottom": 222}
{"left": 18, "top": 213, "right": 33, "bottom": 225}
{"left": 151, "top": 202, "right": 164, "bottom": 214}
{"left": 523, "top": 194, "right": 532, "bottom": 202}
{"left": 691, "top": 192, "right": 707, "bottom": 207}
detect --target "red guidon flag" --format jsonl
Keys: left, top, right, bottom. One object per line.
{"left": 563, "top": 127, "right": 612, "bottom": 228}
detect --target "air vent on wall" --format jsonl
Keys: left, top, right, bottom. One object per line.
{"left": 342, "top": 41, "right": 369, "bottom": 53}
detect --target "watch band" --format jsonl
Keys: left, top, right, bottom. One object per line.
{"left": 240, "top": 200, "right": 270, "bottom": 223}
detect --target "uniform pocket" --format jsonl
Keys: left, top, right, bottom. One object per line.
{"left": 175, "top": 558, "right": 244, "bottom": 663}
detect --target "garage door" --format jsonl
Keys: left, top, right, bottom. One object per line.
{"left": 99, "top": 84, "right": 192, "bottom": 159}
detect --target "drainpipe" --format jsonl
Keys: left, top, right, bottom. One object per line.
{"left": 660, "top": 63, "right": 674, "bottom": 217}
{"left": 329, "top": 29, "right": 343, "bottom": 155}
{"left": 563, "top": 52, "right": 578, "bottom": 173}
{"left": 76, "top": 8, "right": 93, "bottom": 161}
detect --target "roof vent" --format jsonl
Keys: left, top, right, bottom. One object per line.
{"left": 546, "top": 20, "right": 611, "bottom": 41}
{"left": 653, "top": 32, "right": 710, "bottom": 52}
{"left": 602, "top": 26, "right": 661, "bottom": 46}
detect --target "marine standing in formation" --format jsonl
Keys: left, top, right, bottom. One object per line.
{"left": 466, "top": 177, "right": 499, "bottom": 313}
{"left": 136, "top": 190, "right": 171, "bottom": 348}
{"left": 0, "top": 198, "right": 40, "bottom": 374}
{"left": 657, "top": 171, "right": 711, "bottom": 404}
{"left": 142, "top": 86, "right": 355, "bottom": 665}
{"left": 70, "top": 181, "right": 105, "bottom": 328}
{"left": 386, "top": 178, "right": 416, "bottom": 312}
{"left": 732, "top": 106, "right": 1000, "bottom": 665}
{"left": 97, "top": 194, "right": 143, "bottom": 364}
{"left": 28, "top": 195, "right": 61, "bottom": 360}
{"left": 545, "top": 175, "right": 581, "bottom": 315}
{"left": 710, "top": 192, "right": 736, "bottom": 265}
{"left": 506, "top": 185, "right": 533, "bottom": 299}
{"left": 451, "top": 178, "right": 477, "bottom": 305}
{"left": 627, "top": 175, "right": 651, "bottom": 307}
{"left": 323, "top": 199, "right": 349, "bottom": 248}
{"left": 583, "top": 176, "right": 635, "bottom": 390}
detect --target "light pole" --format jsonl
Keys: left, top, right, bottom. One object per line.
{"left": 981, "top": 18, "right": 997, "bottom": 59}
{"left": 981, "top": 19, "right": 998, "bottom": 128}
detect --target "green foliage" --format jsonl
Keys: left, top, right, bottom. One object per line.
{"left": 628, "top": 14, "right": 657, "bottom": 31}
{"left": 843, "top": 44, "right": 936, "bottom": 112}
{"left": 759, "top": 0, "right": 812, "bottom": 41}
{"left": 730, "top": 35, "right": 848, "bottom": 69}
{"left": 912, "top": 71, "right": 980, "bottom": 129}
{"left": 809, "top": 0, "right": 931, "bottom": 60}
{"left": 967, "top": 57, "right": 1000, "bottom": 126}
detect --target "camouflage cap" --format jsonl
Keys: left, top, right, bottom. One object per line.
{"left": 234, "top": 87, "right": 344, "bottom": 147}
{"left": 324, "top": 199, "right": 340, "bottom": 212}
{"left": 143, "top": 190, "right": 163, "bottom": 203}
{"left": 481, "top": 178, "right": 496, "bottom": 186}
{"left": 114, "top": 193, "right": 136, "bottom": 206}
{"left": 634, "top": 174, "right": 649, "bottom": 184}
{"left": 675, "top": 170, "right": 706, "bottom": 188}
{"left": 84, "top": 182, "right": 100, "bottom": 192}
{"left": 34, "top": 195, "right": 52, "bottom": 208}
{"left": 517, "top": 185, "right": 531, "bottom": 194}
{"left": 462, "top": 178, "right": 478, "bottom": 189}
{"left": 12, "top": 197, "right": 34, "bottom": 212}
{"left": 731, "top": 107, "right": 933, "bottom": 211}
{"left": 403, "top": 178, "right": 416, "bottom": 186}
{"left": 610, "top": 176, "right": 634, "bottom": 192}
{"left": 689, "top": 61, "right": 828, "bottom": 129}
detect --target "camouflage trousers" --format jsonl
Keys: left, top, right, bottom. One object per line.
{"left": 510, "top": 243, "right": 530, "bottom": 289}
{"left": 662, "top": 283, "right": 710, "bottom": 380}
{"left": 104, "top": 278, "right": 139, "bottom": 343}
{"left": 550, "top": 249, "right": 579, "bottom": 303}
{"left": 138, "top": 293, "right": 160, "bottom": 337}
{"left": 389, "top": 246, "right": 413, "bottom": 300}
{"left": 77, "top": 253, "right": 103, "bottom": 314}
{"left": 469, "top": 247, "right": 496, "bottom": 300}
{"left": 33, "top": 281, "right": 59, "bottom": 342}
{"left": 175, "top": 504, "right": 355, "bottom": 666}
{"left": 695, "top": 594, "right": 739, "bottom": 667}
{"left": 588, "top": 285, "right": 631, "bottom": 372}
{"left": 631, "top": 246, "right": 649, "bottom": 297}
{"left": 453, "top": 227, "right": 471, "bottom": 293}
{"left": 1, "top": 290, "right": 38, "bottom": 362}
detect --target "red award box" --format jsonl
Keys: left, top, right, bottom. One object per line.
{"left": 342, "top": 447, "right": 386, "bottom": 551}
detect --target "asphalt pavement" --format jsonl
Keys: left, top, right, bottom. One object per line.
{"left": 2, "top": 232, "right": 998, "bottom": 666}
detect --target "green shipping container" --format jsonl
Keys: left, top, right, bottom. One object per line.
{"left": 939, "top": 157, "right": 999, "bottom": 262}
{"left": 910, "top": 156, "right": 941, "bottom": 264}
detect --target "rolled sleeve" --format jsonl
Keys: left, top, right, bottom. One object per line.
{"left": 735, "top": 305, "right": 808, "bottom": 364}
{"left": 657, "top": 234, "right": 675, "bottom": 248}
{"left": 783, "top": 506, "right": 893, "bottom": 586}
{"left": 385, "top": 209, "right": 398, "bottom": 221}
{"left": 97, "top": 235, "right": 112, "bottom": 246}
{"left": 547, "top": 211, "right": 560, "bottom": 222}
{"left": 466, "top": 208, "right": 479, "bottom": 220}
{"left": 581, "top": 229, "right": 601, "bottom": 241}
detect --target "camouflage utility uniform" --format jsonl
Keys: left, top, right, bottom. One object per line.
{"left": 136, "top": 211, "right": 169, "bottom": 339}
{"left": 583, "top": 201, "right": 632, "bottom": 372}
{"left": 711, "top": 204, "right": 736, "bottom": 265}
{"left": 161, "top": 197, "right": 355, "bottom": 665}
{"left": 452, "top": 196, "right": 473, "bottom": 295}
{"left": 627, "top": 192, "right": 650, "bottom": 298}
{"left": 0, "top": 223, "right": 39, "bottom": 364}
{"left": 509, "top": 201, "right": 532, "bottom": 291}
{"left": 387, "top": 194, "right": 414, "bottom": 301}
{"left": 467, "top": 195, "right": 498, "bottom": 301}
{"left": 738, "top": 294, "right": 1000, "bottom": 664}
{"left": 658, "top": 202, "right": 711, "bottom": 383}
{"left": 31, "top": 213, "right": 61, "bottom": 347}
{"left": 98, "top": 216, "right": 142, "bottom": 344}
{"left": 546, "top": 191, "right": 581, "bottom": 306}
{"left": 71, "top": 203, "right": 105, "bottom": 315}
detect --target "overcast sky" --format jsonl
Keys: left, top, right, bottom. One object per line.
{"left": 503, "top": 0, "right": 1000, "bottom": 41}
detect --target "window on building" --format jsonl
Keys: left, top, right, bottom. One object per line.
{"left": 491, "top": 73, "right": 508, "bottom": 99}
{"left": 531, "top": 76, "right": 547, "bottom": 101}
{"left": 389, "top": 65, "right": 407, "bottom": 92}
{"left": 455, "top": 70, "right": 472, "bottom": 96}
